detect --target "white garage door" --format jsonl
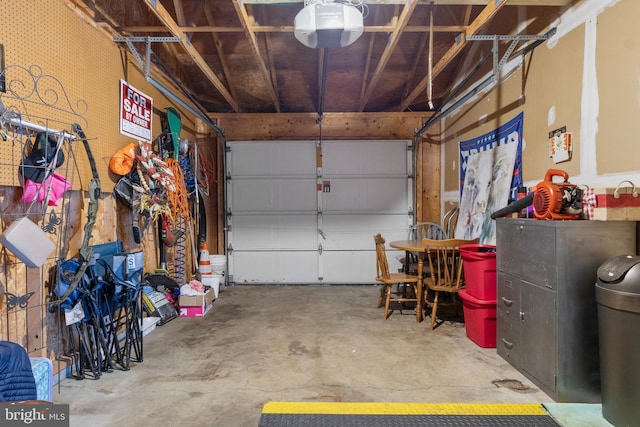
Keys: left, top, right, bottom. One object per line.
{"left": 226, "top": 140, "right": 412, "bottom": 284}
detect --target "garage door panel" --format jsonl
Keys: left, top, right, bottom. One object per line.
{"left": 322, "top": 141, "right": 408, "bottom": 175}
{"left": 227, "top": 140, "right": 411, "bottom": 285}
{"left": 320, "top": 250, "right": 403, "bottom": 284}
{"left": 322, "top": 178, "right": 408, "bottom": 212}
{"left": 321, "top": 214, "right": 408, "bottom": 250}
{"left": 229, "top": 141, "right": 316, "bottom": 175}
{"left": 232, "top": 215, "right": 317, "bottom": 250}
{"left": 231, "top": 178, "right": 317, "bottom": 212}
{"left": 232, "top": 251, "right": 318, "bottom": 284}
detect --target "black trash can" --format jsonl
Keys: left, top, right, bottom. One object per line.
{"left": 596, "top": 255, "right": 640, "bottom": 427}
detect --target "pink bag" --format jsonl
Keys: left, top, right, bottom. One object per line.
{"left": 21, "top": 172, "right": 71, "bottom": 206}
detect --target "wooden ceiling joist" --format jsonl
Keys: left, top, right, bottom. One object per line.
{"left": 204, "top": 0, "right": 240, "bottom": 104}
{"left": 358, "top": 0, "right": 419, "bottom": 112}
{"left": 400, "top": 0, "right": 507, "bottom": 111}
{"left": 142, "top": 0, "right": 240, "bottom": 112}
{"left": 172, "top": 0, "right": 187, "bottom": 27}
{"left": 360, "top": 6, "right": 381, "bottom": 101}
{"left": 70, "top": 0, "right": 571, "bottom": 114}
{"left": 232, "top": 0, "right": 281, "bottom": 112}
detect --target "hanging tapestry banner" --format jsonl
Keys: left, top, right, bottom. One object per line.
{"left": 455, "top": 112, "right": 524, "bottom": 244}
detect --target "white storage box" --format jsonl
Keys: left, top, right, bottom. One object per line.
{"left": 0, "top": 217, "right": 55, "bottom": 267}
{"left": 140, "top": 317, "right": 160, "bottom": 337}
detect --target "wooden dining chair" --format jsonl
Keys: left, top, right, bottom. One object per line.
{"left": 422, "top": 237, "right": 479, "bottom": 329}
{"left": 374, "top": 233, "right": 422, "bottom": 320}
{"left": 400, "top": 222, "right": 447, "bottom": 275}
{"left": 442, "top": 207, "right": 459, "bottom": 238}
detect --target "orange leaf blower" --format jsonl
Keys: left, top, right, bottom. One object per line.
{"left": 531, "top": 168, "right": 582, "bottom": 220}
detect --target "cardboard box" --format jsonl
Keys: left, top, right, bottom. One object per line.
{"left": 179, "top": 304, "right": 213, "bottom": 317}
{"left": 178, "top": 288, "right": 215, "bottom": 317}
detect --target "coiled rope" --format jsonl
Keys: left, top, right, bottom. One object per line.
{"left": 165, "top": 157, "right": 190, "bottom": 224}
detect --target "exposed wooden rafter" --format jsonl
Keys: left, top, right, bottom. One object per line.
{"left": 400, "top": 0, "right": 507, "bottom": 111}
{"left": 358, "top": 0, "right": 419, "bottom": 111}
{"left": 438, "top": 4, "right": 474, "bottom": 102}
{"left": 261, "top": 7, "right": 280, "bottom": 104}
{"left": 204, "top": 0, "right": 240, "bottom": 104}
{"left": 172, "top": 0, "right": 187, "bottom": 27}
{"left": 141, "top": 0, "right": 239, "bottom": 112}
{"left": 232, "top": 0, "right": 281, "bottom": 112}
{"left": 69, "top": 0, "right": 570, "bottom": 114}
{"left": 360, "top": 6, "right": 381, "bottom": 101}
{"left": 402, "top": 23, "right": 431, "bottom": 103}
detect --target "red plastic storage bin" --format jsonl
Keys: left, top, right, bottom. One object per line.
{"left": 459, "top": 244, "right": 497, "bottom": 301}
{"left": 458, "top": 289, "right": 496, "bottom": 348}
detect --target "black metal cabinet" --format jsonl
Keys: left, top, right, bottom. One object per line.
{"left": 496, "top": 218, "right": 637, "bottom": 402}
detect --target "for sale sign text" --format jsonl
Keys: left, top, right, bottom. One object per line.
{"left": 120, "top": 80, "right": 153, "bottom": 141}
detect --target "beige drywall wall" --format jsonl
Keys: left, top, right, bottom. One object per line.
{"left": 442, "top": 0, "right": 640, "bottom": 199}
{"left": 596, "top": 0, "right": 640, "bottom": 174}
{"left": 443, "top": 21, "right": 585, "bottom": 194}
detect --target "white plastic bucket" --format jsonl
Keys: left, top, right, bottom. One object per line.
{"left": 201, "top": 275, "right": 220, "bottom": 299}
{"left": 213, "top": 273, "right": 224, "bottom": 293}
{"left": 210, "top": 255, "right": 226, "bottom": 274}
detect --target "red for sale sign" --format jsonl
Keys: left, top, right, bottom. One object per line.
{"left": 120, "top": 80, "right": 153, "bottom": 141}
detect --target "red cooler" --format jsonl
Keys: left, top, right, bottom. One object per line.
{"left": 459, "top": 244, "right": 497, "bottom": 300}
{"left": 458, "top": 289, "right": 496, "bottom": 348}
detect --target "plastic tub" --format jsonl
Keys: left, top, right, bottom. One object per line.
{"left": 459, "top": 289, "right": 496, "bottom": 348}
{"left": 210, "top": 254, "right": 226, "bottom": 274}
{"left": 459, "top": 244, "right": 497, "bottom": 301}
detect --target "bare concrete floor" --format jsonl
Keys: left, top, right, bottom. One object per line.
{"left": 52, "top": 285, "right": 597, "bottom": 427}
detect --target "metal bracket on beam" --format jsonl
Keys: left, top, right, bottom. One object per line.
{"left": 113, "top": 35, "right": 224, "bottom": 137}
{"left": 113, "top": 36, "right": 181, "bottom": 43}
{"left": 467, "top": 32, "right": 554, "bottom": 76}
{"left": 415, "top": 29, "right": 555, "bottom": 138}
{"left": 466, "top": 34, "right": 553, "bottom": 42}
{"left": 113, "top": 36, "right": 180, "bottom": 76}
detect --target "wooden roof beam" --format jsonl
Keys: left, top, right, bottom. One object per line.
{"left": 204, "top": 0, "right": 240, "bottom": 104}
{"left": 402, "top": 23, "right": 430, "bottom": 102}
{"left": 360, "top": 6, "right": 382, "bottom": 101}
{"left": 172, "top": 0, "right": 187, "bottom": 27}
{"left": 438, "top": 4, "right": 473, "bottom": 103}
{"left": 232, "top": 0, "right": 281, "bottom": 112}
{"left": 400, "top": 0, "right": 507, "bottom": 111}
{"left": 260, "top": 7, "right": 280, "bottom": 104}
{"left": 141, "top": 0, "right": 239, "bottom": 112}
{"left": 358, "top": 0, "right": 419, "bottom": 112}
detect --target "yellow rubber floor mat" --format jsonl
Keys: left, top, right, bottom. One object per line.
{"left": 259, "top": 402, "right": 561, "bottom": 426}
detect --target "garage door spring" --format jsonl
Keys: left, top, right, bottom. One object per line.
{"left": 173, "top": 218, "right": 187, "bottom": 285}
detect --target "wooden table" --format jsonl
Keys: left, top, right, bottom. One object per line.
{"left": 389, "top": 239, "right": 428, "bottom": 322}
